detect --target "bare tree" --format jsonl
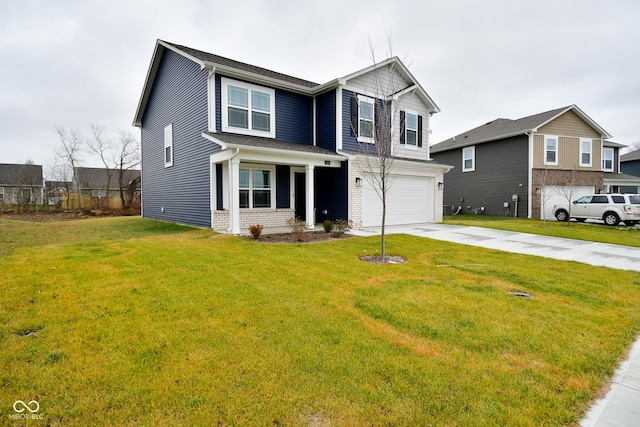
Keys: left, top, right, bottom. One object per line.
{"left": 115, "top": 130, "right": 141, "bottom": 209}
{"left": 11, "top": 161, "right": 42, "bottom": 212}
{"left": 87, "top": 125, "right": 115, "bottom": 209}
{"left": 552, "top": 167, "right": 581, "bottom": 227}
{"left": 54, "top": 126, "right": 84, "bottom": 209}
{"left": 354, "top": 37, "right": 405, "bottom": 260}
{"left": 533, "top": 167, "right": 555, "bottom": 227}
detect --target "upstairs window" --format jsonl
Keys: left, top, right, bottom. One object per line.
{"left": 164, "top": 124, "right": 173, "bottom": 167}
{"left": 580, "top": 139, "right": 592, "bottom": 167}
{"left": 400, "top": 110, "right": 423, "bottom": 147}
{"left": 358, "top": 96, "right": 375, "bottom": 142}
{"left": 222, "top": 78, "right": 275, "bottom": 138}
{"left": 545, "top": 136, "right": 558, "bottom": 165}
{"left": 462, "top": 146, "right": 475, "bottom": 172}
{"left": 602, "top": 147, "right": 614, "bottom": 171}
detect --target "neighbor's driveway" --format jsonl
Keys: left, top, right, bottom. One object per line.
{"left": 354, "top": 223, "right": 640, "bottom": 272}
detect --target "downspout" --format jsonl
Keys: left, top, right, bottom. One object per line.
{"left": 526, "top": 131, "right": 533, "bottom": 218}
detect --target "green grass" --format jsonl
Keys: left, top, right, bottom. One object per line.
{"left": 1, "top": 217, "right": 639, "bottom": 425}
{"left": 444, "top": 214, "right": 640, "bottom": 247}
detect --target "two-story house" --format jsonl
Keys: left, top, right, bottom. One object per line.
{"left": 430, "top": 105, "right": 638, "bottom": 219}
{"left": 133, "top": 40, "right": 450, "bottom": 233}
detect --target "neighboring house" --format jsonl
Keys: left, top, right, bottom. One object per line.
{"left": 44, "top": 180, "right": 71, "bottom": 207}
{"left": 133, "top": 40, "right": 451, "bottom": 232}
{"left": 620, "top": 148, "right": 640, "bottom": 193}
{"left": 71, "top": 167, "right": 141, "bottom": 209}
{"left": 0, "top": 163, "right": 43, "bottom": 206}
{"left": 430, "top": 105, "right": 639, "bottom": 219}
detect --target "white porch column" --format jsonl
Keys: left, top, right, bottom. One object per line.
{"left": 229, "top": 157, "right": 241, "bottom": 234}
{"left": 305, "top": 164, "right": 315, "bottom": 229}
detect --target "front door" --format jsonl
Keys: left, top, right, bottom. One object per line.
{"left": 294, "top": 172, "right": 306, "bottom": 221}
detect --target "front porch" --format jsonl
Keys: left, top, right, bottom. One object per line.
{"left": 203, "top": 132, "right": 346, "bottom": 234}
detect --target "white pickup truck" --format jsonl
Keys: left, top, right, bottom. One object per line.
{"left": 553, "top": 193, "right": 640, "bottom": 226}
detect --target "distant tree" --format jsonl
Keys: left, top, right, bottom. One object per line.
{"left": 87, "top": 125, "right": 115, "bottom": 209}
{"left": 115, "top": 130, "right": 141, "bottom": 209}
{"left": 533, "top": 167, "right": 554, "bottom": 227}
{"left": 54, "top": 126, "right": 84, "bottom": 209}
{"left": 552, "top": 167, "right": 581, "bottom": 227}
{"left": 11, "top": 160, "right": 41, "bottom": 212}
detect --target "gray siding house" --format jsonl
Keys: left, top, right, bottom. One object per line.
{"left": 133, "top": 40, "right": 451, "bottom": 232}
{"left": 0, "top": 163, "right": 43, "bottom": 207}
{"left": 430, "top": 105, "right": 638, "bottom": 219}
{"left": 620, "top": 149, "right": 640, "bottom": 193}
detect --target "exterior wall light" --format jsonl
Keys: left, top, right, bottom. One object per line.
{"left": 437, "top": 181, "right": 444, "bottom": 190}
{"left": 355, "top": 177, "right": 362, "bottom": 188}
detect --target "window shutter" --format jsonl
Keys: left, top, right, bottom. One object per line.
{"left": 350, "top": 97, "right": 358, "bottom": 137}
{"left": 417, "top": 115, "right": 423, "bottom": 147}
{"left": 399, "top": 110, "right": 406, "bottom": 144}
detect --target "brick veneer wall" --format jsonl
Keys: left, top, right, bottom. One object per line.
{"left": 213, "top": 209, "right": 295, "bottom": 232}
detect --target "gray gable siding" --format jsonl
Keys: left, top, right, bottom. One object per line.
{"left": 316, "top": 90, "right": 336, "bottom": 152}
{"left": 622, "top": 159, "right": 640, "bottom": 178}
{"left": 141, "top": 48, "right": 219, "bottom": 228}
{"left": 432, "top": 135, "right": 529, "bottom": 217}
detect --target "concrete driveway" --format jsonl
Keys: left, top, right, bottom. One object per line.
{"left": 354, "top": 223, "right": 640, "bottom": 272}
{"left": 353, "top": 222, "right": 640, "bottom": 426}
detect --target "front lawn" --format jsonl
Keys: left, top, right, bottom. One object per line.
{"left": 1, "top": 217, "right": 639, "bottom": 425}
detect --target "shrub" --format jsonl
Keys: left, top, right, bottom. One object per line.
{"left": 248, "top": 224, "right": 263, "bottom": 239}
{"left": 331, "top": 219, "right": 350, "bottom": 238}
{"left": 322, "top": 219, "right": 334, "bottom": 233}
{"left": 287, "top": 217, "right": 307, "bottom": 241}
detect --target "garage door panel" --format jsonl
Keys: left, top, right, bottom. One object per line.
{"left": 362, "top": 175, "right": 433, "bottom": 227}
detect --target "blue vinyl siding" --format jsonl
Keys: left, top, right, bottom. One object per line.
{"left": 140, "top": 48, "right": 219, "bottom": 228}
{"left": 316, "top": 90, "right": 336, "bottom": 151}
{"left": 342, "top": 89, "right": 359, "bottom": 152}
{"left": 276, "top": 90, "right": 313, "bottom": 144}
{"left": 276, "top": 165, "right": 290, "bottom": 208}
{"left": 315, "top": 162, "right": 348, "bottom": 223}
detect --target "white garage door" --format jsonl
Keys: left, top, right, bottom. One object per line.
{"left": 541, "top": 186, "right": 594, "bottom": 220}
{"left": 362, "top": 175, "right": 434, "bottom": 227}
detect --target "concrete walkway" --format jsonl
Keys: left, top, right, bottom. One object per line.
{"left": 353, "top": 223, "right": 640, "bottom": 426}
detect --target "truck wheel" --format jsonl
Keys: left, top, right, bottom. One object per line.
{"left": 603, "top": 212, "right": 620, "bottom": 226}
{"left": 555, "top": 209, "right": 569, "bottom": 221}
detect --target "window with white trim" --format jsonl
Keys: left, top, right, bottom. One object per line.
{"left": 580, "top": 139, "right": 592, "bottom": 167}
{"left": 602, "top": 147, "right": 614, "bottom": 171}
{"left": 545, "top": 136, "right": 558, "bottom": 165}
{"left": 462, "top": 146, "right": 475, "bottom": 172}
{"left": 405, "top": 112, "right": 418, "bottom": 146}
{"left": 357, "top": 95, "right": 375, "bottom": 143}
{"left": 222, "top": 78, "right": 275, "bottom": 138}
{"left": 164, "top": 124, "right": 173, "bottom": 167}
{"left": 239, "top": 167, "right": 273, "bottom": 209}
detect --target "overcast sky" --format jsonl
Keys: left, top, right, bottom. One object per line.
{"left": 2, "top": 0, "right": 639, "bottom": 173}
